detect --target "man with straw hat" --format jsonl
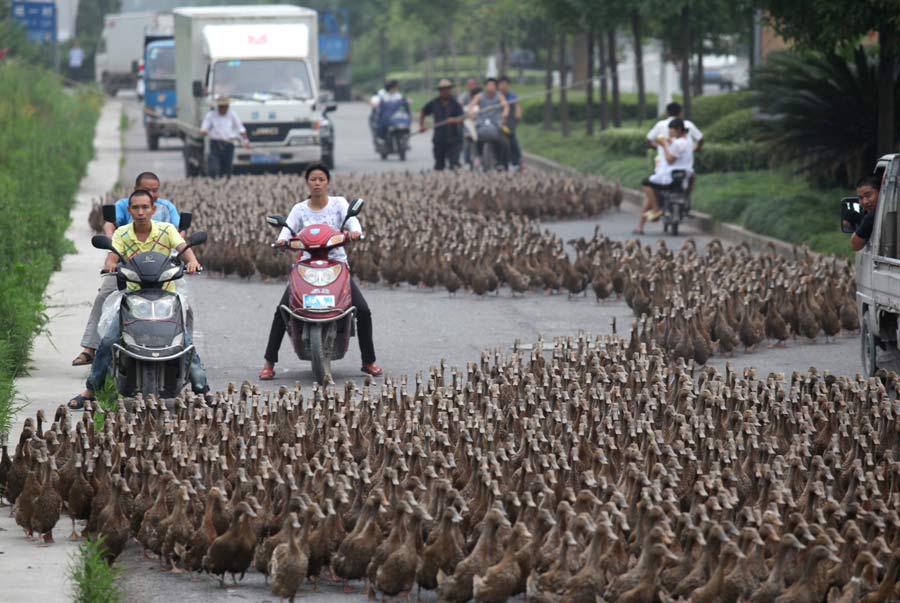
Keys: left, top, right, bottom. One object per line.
{"left": 200, "top": 95, "right": 250, "bottom": 178}
{"left": 419, "top": 79, "right": 465, "bottom": 170}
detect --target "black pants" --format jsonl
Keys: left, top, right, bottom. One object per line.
{"left": 433, "top": 138, "right": 462, "bottom": 170}
{"left": 208, "top": 140, "right": 235, "bottom": 178}
{"left": 264, "top": 278, "right": 376, "bottom": 365}
{"left": 508, "top": 132, "right": 521, "bottom": 167}
{"left": 476, "top": 138, "right": 509, "bottom": 169}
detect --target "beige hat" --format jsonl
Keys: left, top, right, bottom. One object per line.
{"left": 436, "top": 78, "right": 454, "bottom": 89}
{"left": 214, "top": 95, "right": 230, "bottom": 106}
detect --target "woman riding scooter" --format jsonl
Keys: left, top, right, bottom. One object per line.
{"left": 259, "top": 164, "right": 383, "bottom": 379}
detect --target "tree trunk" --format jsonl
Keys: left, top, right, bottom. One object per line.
{"left": 679, "top": 3, "right": 691, "bottom": 116}
{"left": 632, "top": 10, "right": 646, "bottom": 125}
{"left": 499, "top": 33, "right": 509, "bottom": 76}
{"left": 543, "top": 31, "right": 554, "bottom": 131}
{"left": 598, "top": 29, "right": 609, "bottom": 130}
{"left": 585, "top": 28, "right": 595, "bottom": 136}
{"left": 450, "top": 33, "right": 459, "bottom": 82}
{"left": 607, "top": 29, "right": 621, "bottom": 127}
{"left": 559, "top": 32, "right": 570, "bottom": 137}
{"left": 878, "top": 26, "right": 897, "bottom": 156}
{"left": 693, "top": 45, "right": 704, "bottom": 97}
{"left": 379, "top": 27, "right": 387, "bottom": 83}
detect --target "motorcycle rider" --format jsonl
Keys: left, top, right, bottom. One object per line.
{"left": 259, "top": 163, "right": 383, "bottom": 380}
{"left": 68, "top": 189, "right": 208, "bottom": 409}
{"left": 370, "top": 80, "right": 407, "bottom": 142}
{"left": 466, "top": 77, "right": 509, "bottom": 170}
{"left": 72, "top": 171, "right": 182, "bottom": 367}
{"left": 634, "top": 118, "right": 694, "bottom": 234}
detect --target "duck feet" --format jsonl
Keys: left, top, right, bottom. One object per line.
{"left": 69, "top": 530, "right": 79, "bottom": 541}
{"left": 343, "top": 584, "right": 356, "bottom": 593}
{"left": 170, "top": 560, "right": 183, "bottom": 574}
{"left": 41, "top": 532, "right": 55, "bottom": 545}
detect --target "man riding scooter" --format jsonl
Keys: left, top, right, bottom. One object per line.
{"left": 68, "top": 190, "right": 209, "bottom": 409}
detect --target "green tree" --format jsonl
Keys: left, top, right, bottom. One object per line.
{"left": 756, "top": 0, "right": 900, "bottom": 156}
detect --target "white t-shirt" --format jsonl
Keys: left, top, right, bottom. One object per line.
{"left": 649, "top": 136, "right": 693, "bottom": 186}
{"left": 370, "top": 90, "right": 403, "bottom": 106}
{"left": 68, "top": 47, "right": 84, "bottom": 68}
{"left": 278, "top": 196, "right": 363, "bottom": 265}
{"left": 647, "top": 117, "right": 703, "bottom": 147}
{"left": 201, "top": 109, "right": 246, "bottom": 142}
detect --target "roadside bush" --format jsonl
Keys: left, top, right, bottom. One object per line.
{"left": 69, "top": 536, "right": 122, "bottom": 603}
{"left": 521, "top": 91, "right": 661, "bottom": 124}
{"left": 0, "top": 61, "right": 100, "bottom": 434}
{"left": 695, "top": 142, "right": 772, "bottom": 173}
{"left": 704, "top": 108, "right": 757, "bottom": 142}
{"left": 596, "top": 127, "right": 648, "bottom": 156}
{"left": 689, "top": 90, "right": 753, "bottom": 126}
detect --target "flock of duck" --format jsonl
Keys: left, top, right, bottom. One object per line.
{"left": 89, "top": 171, "right": 622, "bottom": 290}
{"left": 2, "top": 333, "right": 899, "bottom": 603}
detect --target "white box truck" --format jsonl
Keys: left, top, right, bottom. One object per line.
{"left": 95, "top": 12, "right": 173, "bottom": 95}
{"left": 174, "top": 5, "right": 323, "bottom": 176}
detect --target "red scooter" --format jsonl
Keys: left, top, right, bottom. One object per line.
{"left": 266, "top": 199, "right": 364, "bottom": 384}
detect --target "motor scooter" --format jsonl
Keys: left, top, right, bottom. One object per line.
{"left": 372, "top": 99, "right": 411, "bottom": 160}
{"left": 90, "top": 231, "right": 207, "bottom": 398}
{"left": 266, "top": 199, "right": 364, "bottom": 384}
{"left": 661, "top": 170, "right": 692, "bottom": 236}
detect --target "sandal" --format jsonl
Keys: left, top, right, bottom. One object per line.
{"left": 259, "top": 366, "right": 275, "bottom": 381}
{"left": 361, "top": 363, "right": 384, "bottom": 377}
{"left": 71, "top": 351, "right": 95, "bottom": 366}
{"left": 67, "top": 394, "right": 94, "bottom": 410}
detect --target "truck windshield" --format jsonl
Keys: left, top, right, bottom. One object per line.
{"left": 213, "top": 59, "right": 313, "bottom": 100}
{"left": 146, "top": 45, "right": 175, "bottom": 80}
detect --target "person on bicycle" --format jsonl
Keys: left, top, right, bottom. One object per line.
{"left": 634, "top": 118, "right": 693, "bottom": 234}
{"left": 466, "top": 77, "right": 509, "bottom": 170}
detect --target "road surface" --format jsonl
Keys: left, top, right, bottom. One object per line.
{"left": 110, "top": 94, "right": 870, "bottom": 602}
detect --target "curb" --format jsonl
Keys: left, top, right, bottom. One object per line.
{"left": 0, "top": 97, "right": 123, "bottom": 603}
{"left": 523, "top": 150, "right": 801, "bottom": 258}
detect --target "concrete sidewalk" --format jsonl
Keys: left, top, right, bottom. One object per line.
{"left": 0, "top": 99, "right": 122, "bottom": 602}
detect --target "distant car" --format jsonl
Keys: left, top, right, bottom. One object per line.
{"left": 703, "top": 68, "right": 734, "bottom": 91}
{"left": 509, "top": 48, "right": 536, "bottom": 68}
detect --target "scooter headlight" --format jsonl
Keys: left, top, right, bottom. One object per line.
{"left": 298, "top": 264, "right": 341, "bottom": 286}
{"left": 119, "top": 267, "right": 140, "bottom": 283}
{"left": 326, "top": 234, "right": 346, "bottom": 247}
{"left": 159, "top": 265, "right": 180, "bottom": 282}
{"left": 126, "top": 295, "right": 176, "bottom": 320}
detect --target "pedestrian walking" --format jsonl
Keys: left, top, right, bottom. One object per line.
{"left": 200, "top": 96, "right": 250, "bottom": 178}
{"left": 419, "top": 79, "right": 465, "bottom": 170}
{"left": 67, "top": 40, "right": 84, "bottom": 82}
{"left": 498, "top": 75, "right": 523, "bottom": 170}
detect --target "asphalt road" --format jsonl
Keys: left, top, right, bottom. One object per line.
{"left": 112, "top": 94, "right": 872, "bottom": 602}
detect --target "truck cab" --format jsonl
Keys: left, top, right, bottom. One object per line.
{"left": 175, "top": 6, "right": 322, "bottom": 176}
{"left": 843, "top": 154, "right": 899, "bottom": 375}
{"left": 143, "top": 38, "right": 178, "bottom": 151}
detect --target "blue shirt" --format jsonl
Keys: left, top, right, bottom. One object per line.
{"left": 114, "top": 197, "right": 180, "bottom": 228}
{"left": 504, "top": 91, "right": 519, "bottom": 128}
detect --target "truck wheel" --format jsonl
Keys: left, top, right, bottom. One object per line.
{"left": 671, "top": 222, "right": 679, "bottom": 236}
{"left": 309, "top": 324, "right": 331, "bottom": 385}
{"left": 322, "top": 153, "right": 334, "bottom": 169}
{"left": 147, "top": 132, "right": 160, "bottom": 151}
{"left": 183, "top": 146, "right": 199, "bottom": 178}
{"left": 861, "top": 313, "right": 878, "bottom": 377}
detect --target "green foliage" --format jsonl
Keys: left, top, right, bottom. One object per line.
{"left": 93, "top": 376, "right": 120, "bottom": 430}
{"left": 688, "top": 91, "right": 753, "bottom": 126}
{"left": 69, "top": 536, "right": 122, "bottom": 603}
{"left": 695, "top": 142, "right": 771, "bottom": 173}
{"left": 596, "top": 127, "right": 650, "bottom": 156}
{"left": 0, "top": 60, "right": 100, "bottom": 434}
{"left": 521, "top": 91, "right": 661, "bottom": 125}
{"left": 704, "top": 108, "right": 756, "bottom": 142}
{"left": 750, "top": 48, "right": 893, "bottom": 186}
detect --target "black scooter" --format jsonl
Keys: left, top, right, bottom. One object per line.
{"left": 91, "top": 231, "right": 206, "bottom": 398}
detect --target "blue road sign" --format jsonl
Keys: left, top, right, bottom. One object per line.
{"left": 11, "top": 1, "right": 57, "bottom": 43}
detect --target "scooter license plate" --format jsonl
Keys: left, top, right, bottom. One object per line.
{"left": 250, "top": 153, "right": 280, "bottom": 164}
{"left": 303, "top": 294, "right": 335, "bottom": 309}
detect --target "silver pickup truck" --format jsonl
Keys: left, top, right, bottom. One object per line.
{"left": 842, "top": 153, "right": 900, "bottom": 375}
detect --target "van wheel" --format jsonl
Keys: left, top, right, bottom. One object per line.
{"left": 861, "top": 314, "right": 878, "bottom": 377}
{"left": 147, "top": 132, "right": 160, "bottom": 151}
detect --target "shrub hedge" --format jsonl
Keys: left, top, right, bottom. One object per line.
{"left": 0, "top": 61, "right": 100, "bottom": 434}
{"left": 689, "top": 91, "right": 753, "bottom": 126}
{"left": 704, "top": 108, "right": 756, "bottom": 142}
{"left": 520, "top": 91, "right": 661, "bottom": 125}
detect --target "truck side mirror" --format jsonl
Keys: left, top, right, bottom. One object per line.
{"left": 840, "top": 196, "right": 863, "bottom": 234}
{"left": 192, "top": 80, "right": 204, "bottom": 98}
{"left": 325, "top": 103, "right": 338, "bottom": 114}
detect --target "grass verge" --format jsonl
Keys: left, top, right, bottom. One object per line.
{"left": 69, "top": 536, "right": 122, "bottom": 603}
{"left": 0, "top": 60, "right": 101, "bottom": 435}
{"left": 518, "top": 122, "right": 852, "bottom": 258}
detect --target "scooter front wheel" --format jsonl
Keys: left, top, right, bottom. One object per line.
{"left": 309, "top": 324, "right": 331, "bottom": 384}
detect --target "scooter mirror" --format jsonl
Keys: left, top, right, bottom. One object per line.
{"left": 346, "top": 198, "right": 364, "bottom": 218}
{"left": 91, "top": 235, "right": 114, "bottom": 251}
{"left": 187, "top": 231, "right": 207, "bottom": 246}
{"left": 267, "top": 215, "right": 287, "bottom": 228}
